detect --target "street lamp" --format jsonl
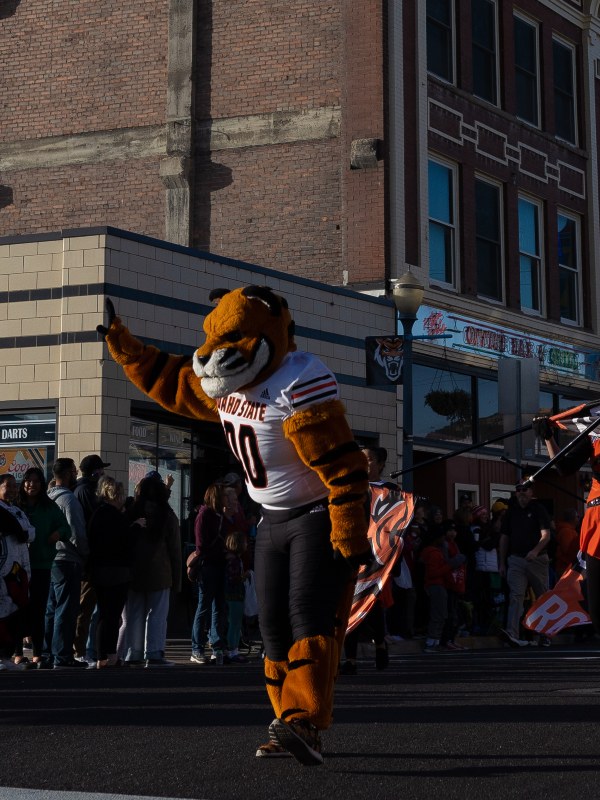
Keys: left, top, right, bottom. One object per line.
{"left": 390, "top": 269, "right": 424, "bottom": 494}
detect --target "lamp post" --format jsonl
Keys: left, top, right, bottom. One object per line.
{"left": 391, "top": 269, "right": 424, "bottom": 494}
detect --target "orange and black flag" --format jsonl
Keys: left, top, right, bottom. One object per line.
{"left": 347, "top": 482, "right": 414, "bottom": 633}
{"left": 523, "top": 555, "right": 591, "bottom": 636}
{"left": 549, "top": 400, "right": 600, "bottom": 435}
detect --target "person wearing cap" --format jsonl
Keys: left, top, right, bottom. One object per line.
{"left": 491, "top": 499, "right": 508, "bottom": 516}
{"left": 498, "top": 481, "right": 552, "bottom": 647}
{"left": 74, "top": 455, "right": 111, "bottom": 524}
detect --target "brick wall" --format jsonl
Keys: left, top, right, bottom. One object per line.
{"left": 194, "top": 0, "right": 386, "bottom": 286}
{"left": 0, "top": 0, "right": 388, "bottom": 287}
{"left": 341, "top": 0, "right": 386, "bottom": 285}
{"left": 1, "top": 160, "right": 166, "bottom": 238}
{"left": 193, "top": 140, "right": 343, "bottom": 284}
{"left": 197, "top": 1, "right": 342, "bottom": 118}
{"left": 0, "top": 0, "right": 168, "bottom": 141}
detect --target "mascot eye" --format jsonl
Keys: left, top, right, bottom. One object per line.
{"left": 224, "top": 329, "right": 243, "bottom": 343}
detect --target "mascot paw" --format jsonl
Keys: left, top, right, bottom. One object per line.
{"left": 97, "top": 297, "right": 116, "bottom": 338}
{"left": 334, "top": 548, "right": 374, "bottom": 571}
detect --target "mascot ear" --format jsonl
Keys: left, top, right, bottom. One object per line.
{"left": 241, "top": 285, "right": 283, "bottom": 316}
{"left": 209, "top": 288, "right": 230, "bottom": 304}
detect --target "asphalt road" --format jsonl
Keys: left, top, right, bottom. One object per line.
{"left": 2, "top": 645, "right": 600, "bottom": 800}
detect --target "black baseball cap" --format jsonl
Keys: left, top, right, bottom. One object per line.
{"left": 79, "top": 454, "right": 111, "bottom": 475}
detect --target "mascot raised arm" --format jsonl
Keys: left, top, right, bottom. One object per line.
{"left": 98, "top": 285, "right": 370, "bottom": 766}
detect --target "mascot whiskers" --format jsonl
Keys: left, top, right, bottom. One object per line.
{"left": 98, "top": 285, "right": 370, "bottom": 765}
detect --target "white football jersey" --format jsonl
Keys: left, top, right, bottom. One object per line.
{"left": 216, "top": 351, "right": 339, "bottom": 509}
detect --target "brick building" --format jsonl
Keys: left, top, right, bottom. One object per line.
{"left": 3, "top": 1, "right": 600, "bottom": 514}
{"left": 0, "top": 0, "right": 385, "bottom": 288}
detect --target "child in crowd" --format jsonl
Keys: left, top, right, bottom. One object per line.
{"left": 224, "top": 530, "right": 249, "bottom": 664}
{"left": 442, "top": 520, "right": 468, "bottom": 650}
{"left": 420, "top": 523, "right": 467, "bottom": 653}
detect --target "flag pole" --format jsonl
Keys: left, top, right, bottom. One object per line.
{"left": 389, "top": 423, "right": 531, "bottom": 479}
{"left": 521, "top": 415, "right": 600, "bottom": 489}
{"left": 500, "top": 454, "right": 586, "bottom": 502}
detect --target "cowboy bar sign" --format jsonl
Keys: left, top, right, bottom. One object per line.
{"left": 414, "top": 306, "right": 596, "bottom": 380}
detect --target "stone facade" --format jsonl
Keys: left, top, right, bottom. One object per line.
{"left": 0, "top": 227, "right": 398, "bottom": 488}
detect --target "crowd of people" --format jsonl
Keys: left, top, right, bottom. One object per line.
{"left": 340, "top": 464, "right": 585, "bottom": 661}
{"left": 0, "top": 454, "right": 263, "bottom": 672}
{"left": 0, "top": 447, "right": 591, "bottom": 673}
{"left": 0, "top": 455, "right": 183, "bottom": 670}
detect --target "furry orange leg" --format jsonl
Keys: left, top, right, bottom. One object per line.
{"left": 264, "top": 657, "right": 288, "bottom": 719}
{"left": 279, "top": 635, "right": 338, "bottom": 730}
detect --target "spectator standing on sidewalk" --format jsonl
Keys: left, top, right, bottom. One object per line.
{"left": 420, "top": 524, "right": 466, "bottom": 653}
{"left": 190, "top": 483, "right": 229, "bottom": 665}
{"left": 88, "top": 476, "right": 142, "bottom": 669}
{"left": 73, "top": 453, "right": 110, "bottom": 664}
{"left": 223, "top": 529, "right": 249, "bottom": 664}
{"left": 16, "top": 467, "right": 71, "bottom": 667}
{"left": 499, "top": 481, "right": 552, "bottom": 648}
{"left": 121, "top": 472, "right": 181, "bottom": 667}
{"left": 0, "top": 474, "right": 34, "bottom": 671}
{"left": 45, "top": 458, "right": 90, "bottom": 669}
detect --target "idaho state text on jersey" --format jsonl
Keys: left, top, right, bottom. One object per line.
{"left": 217, "top": 396, "right": 267, "bottom": 421}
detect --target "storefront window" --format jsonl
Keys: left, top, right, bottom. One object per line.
{"left": 0, "top": 412, "right": 56, "bottom": 481}
{"left": 129, "top": 417, "right": 191, "bottom": 524}
{"left": 414, "top": 365, "right": 473, "bottom": 443}
{"left": 478, "top": 378, "right": 503, "bottom": 443}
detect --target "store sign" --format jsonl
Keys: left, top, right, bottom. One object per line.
{"left": 130, "top": 420, "right": 157, "bottom": 444}
{"left": 414, "top": 306, "right": 599, "bottom": 381}
{"left": 0, "top": 420, "right": 56, "bottom": 446}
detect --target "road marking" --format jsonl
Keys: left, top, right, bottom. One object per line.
{"left": 0, "top": 791, "right": 201, "bottom": 800}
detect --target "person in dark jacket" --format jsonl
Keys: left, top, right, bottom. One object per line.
{"left": 190, "top": 482, "right": 230, "bottom": 665}
{"left": 119, "top": 473, "right": 181, "bottom": 667}
{"left": 15, "top": 467, "right": 71, "bottom": 667}
{"left": 72, "top": 453, "right": 110, "bottom": 663}
{"left": 88, "top": 476, "right": 144, "bottom": 668}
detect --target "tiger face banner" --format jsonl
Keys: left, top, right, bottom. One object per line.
{"left": 365, "top": 336, "right": 405, "bottom": 385}
{"left": 523, "top": 556, "right": 591, "bottom": 636}
{"left": 347, "top": 482, "right": 414, "bottom": 633}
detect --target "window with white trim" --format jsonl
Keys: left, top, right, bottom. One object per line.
{"left": 472, "top": 0, "right": 498, "bottom": 105}
{"left": 427, "top": 0, "right": 454, "bottom": 83}
{"left": 553, "top": 37, "right": 577, "bottom": 145}
{"left": 428, "top": 157, "right": 458, "bottom": 287}
{"left": 557, "top": 211, "right": 581, "bottom": 325}
{"left": 475, "top": 177, "right": 503, "bottom": 302}
{"left": 514, "top": 14, "right": 540, "bottom": 126}
{"left": 518, "top": 196, "right": 543, "bottom": 315}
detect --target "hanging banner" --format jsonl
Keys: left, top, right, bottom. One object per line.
{"left": 365, "top": 336, "right": 405, "bottom": 386}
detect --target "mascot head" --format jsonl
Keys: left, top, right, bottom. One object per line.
{"left": 193, "top": 285, "right": 296, "bottom": 398}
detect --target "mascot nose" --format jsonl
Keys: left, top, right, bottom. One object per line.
{"left": 196, "top": 354, "right": 210, "bottom": 366}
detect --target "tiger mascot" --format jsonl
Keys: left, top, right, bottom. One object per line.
{"left": 97, "top": 285, "right": 370, "bottom": 766}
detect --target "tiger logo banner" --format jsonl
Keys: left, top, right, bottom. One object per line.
{"left": 365, "top": 336, "right": 405, "bottom": 385}
{"left": 523, "top": 555, "right": 591, "bottom": 636}
{"left": 347, "top": 482, "right": 414, "bottom": 633}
